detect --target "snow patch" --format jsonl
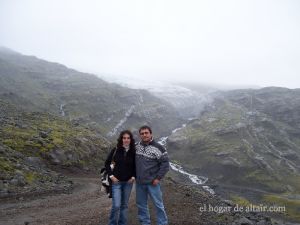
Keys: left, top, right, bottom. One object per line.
{"left": 107, "top": 105, "right": 135, "bottom": 137}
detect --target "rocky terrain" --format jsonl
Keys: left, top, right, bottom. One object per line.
{"left": 0, "top": 99, "right": 110, "bottom": 198}
{"left": 167, "top": 87, "right": 300, "bottom": 223}
{"left": 0, "top": 172, "right": 288, "bottom": 225}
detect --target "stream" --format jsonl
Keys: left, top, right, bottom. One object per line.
{"left": 158, "top": 125, "right": 215, "bottom": 195}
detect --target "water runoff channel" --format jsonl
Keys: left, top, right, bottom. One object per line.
{"left": 158, "top": 124, "right": 215, "bottom": 195}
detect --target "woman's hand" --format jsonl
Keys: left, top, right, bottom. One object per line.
{"left": 127, "top": 177, "right": 135, "bottom": 183}
{"left": 110, "top": 176, "right": 119, "bottom": 183}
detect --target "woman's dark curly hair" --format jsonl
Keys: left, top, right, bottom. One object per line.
{"left": 117, "top": 130, "right": 135, "bottom": 150}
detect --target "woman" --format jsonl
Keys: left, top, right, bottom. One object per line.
{"left": 105, "top": 130, "right": 136, "bottom": 225}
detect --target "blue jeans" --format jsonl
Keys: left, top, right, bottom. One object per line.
{"left": 109, "top": 182, "right": 133, "bottom": 225}
{"left": 136, "top": 183, "right": 168, "bottom": 225}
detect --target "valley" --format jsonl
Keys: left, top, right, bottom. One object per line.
{"left": 1, "top": 48, "right": 300, "bottom": 224}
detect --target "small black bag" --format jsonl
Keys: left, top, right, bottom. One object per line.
{"left": 100, "top": 147, "right": 117, "bottom": 198}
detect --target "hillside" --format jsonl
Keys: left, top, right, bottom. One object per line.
{"left": 0, "top": 47, "right": 181, "bottom": 197}
{"left": 168, "top": 87, "right": 300, "bottom": 222}
{"left": 0, "top": 47, "right": 182, "bottom": 138}
{"left": 0, "top": 99, "right": 111, "bottom": 197}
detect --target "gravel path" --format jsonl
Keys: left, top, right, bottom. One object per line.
{"left": 0, "top": 177, "right": 112, "bottom": 225}
{"left": 1, "top": 175, "right": 284, "bottom": 225}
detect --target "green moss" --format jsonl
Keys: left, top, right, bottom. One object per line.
{"left": 25, "top": 172, "right": 37, "bottom": 184}
{"left": 2, "top": 139, "right": 15, "bottom": 146}
{"left": 263, "top": 194, "right": 300, "bottom": 222}
{"left": 171, "top": 159, "right": 181, "bottom": 164}
{"left": 230, "top": 194, "right": 252, "bottom": 207}
{"left": 284, "top": 175, "right": 300, "bottom": 193}
{"left": 0, "top": 111, "right": 108, "bottom": 169}
{"left": 214, "top": 214, "right": 233, "bottom": 223}
{"left": 78, "top": 159, "right": 87, "bottom": 166}
{"left": 62, "top": 161, "right": 74, "bottom": 167}
{"left": 0, "top": 157, "right": 15, "bottom": 172}
{"left": 25, "top": 141, "right": 42, "bottom": 148}
{"left": 45, "top": 143, "right": 55, "bottom": 150}
{"left": 243, "top": 170, "right": 285, "bottom": 192}
{"left": 39, "top": 147, "right": 48, "bottom": 152}
{"left": 52, "top": 137, "right": 64, "bottom": 145}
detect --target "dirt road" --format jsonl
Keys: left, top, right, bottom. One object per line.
{"left": 0, "top": 177, "right": 113, "bottom": 225}
{"left": 0, "top": 174, "right": 207, "bottom": 225}
{"left": 2, "top": 174, "right": 265, "bottom": 225}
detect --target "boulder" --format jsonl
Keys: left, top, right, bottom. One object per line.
{"left": 25, "top": 157, "right": 45, "bottom": 169}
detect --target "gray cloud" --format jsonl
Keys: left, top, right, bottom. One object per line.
{"left": 1, "top": 0, "right": 300, "bottom": 88}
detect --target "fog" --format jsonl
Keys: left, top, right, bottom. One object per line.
{"left": 1, "top": 0, "right": 300, "bottom": 88}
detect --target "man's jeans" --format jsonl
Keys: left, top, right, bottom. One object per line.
{"left": 109, "top": 182, "right": 133, "bottom": 225}
{"left": 136, "top": 183, "right": 168, "bottom": 225}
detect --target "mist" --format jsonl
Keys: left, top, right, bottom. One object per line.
{"left": 1, "top": 0, "right": 300, "bottom": 88}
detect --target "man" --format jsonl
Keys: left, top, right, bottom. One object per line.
{"left": 135, "top": 125, "right": 169, "bottom": 225}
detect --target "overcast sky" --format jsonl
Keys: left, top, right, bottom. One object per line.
{"left": 0, "top": 0, "right": 300, "bottom": 88}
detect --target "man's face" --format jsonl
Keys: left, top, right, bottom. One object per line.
{"left": 139, "top": 128, "right": 152, "bottom": 143}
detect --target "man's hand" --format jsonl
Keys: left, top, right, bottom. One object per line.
{"left": 152, "top": 179, "right": 160, "bottom": 186}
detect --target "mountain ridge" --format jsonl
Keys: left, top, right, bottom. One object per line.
{"left": 168, "top": 87, "right": 300, "bottom": 222}
{"left": 0, "top": 47, "right": 181, "bottom": 198}
{"left": 0, "top": 47, "right": 182, "bottom": 138}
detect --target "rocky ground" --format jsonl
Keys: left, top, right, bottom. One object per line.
{"left": 1, "top": 171, "right": 294, "bottom": 225}
{"left": 0, "top": 175, "right": 107, "bottom": 225}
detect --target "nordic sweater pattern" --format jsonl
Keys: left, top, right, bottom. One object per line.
{"left": 135, "top": 139, "right": 169, "bottom": 184}
{"left": 136, "top": 143, "right": 168, "bottom": 159}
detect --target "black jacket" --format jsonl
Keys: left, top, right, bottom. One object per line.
{"left": 105, "top": 146, "right": 136, "bottom": 182}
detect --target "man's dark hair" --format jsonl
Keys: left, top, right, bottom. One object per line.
{"left": 117, "top": 130, "right": 135, "bottom": 149}
{"left": 139, "top": 125, "right": 152, "bottom": 134}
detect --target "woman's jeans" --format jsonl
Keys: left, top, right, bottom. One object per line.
{"left": 108, "top": 182, "right": 133, "bottom": 225}
{"left": 136, "top": 183, "right": 168, "bottom": 225}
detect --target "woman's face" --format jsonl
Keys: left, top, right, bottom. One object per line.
{"left": 122, "top": 133, "right": 131, "bottom": 146}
